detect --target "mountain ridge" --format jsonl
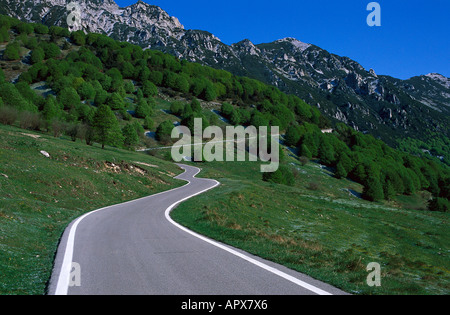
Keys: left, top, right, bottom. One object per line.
{"left": 1, "top": 0, "right": 448, "bottom": 146}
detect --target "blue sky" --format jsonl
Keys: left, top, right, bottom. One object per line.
{"left": 115, "top": 0, "right": 449, "bottom": 80}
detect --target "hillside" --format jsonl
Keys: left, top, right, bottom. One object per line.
{"left": 1, "top": 0, "right": 448, "bottom": 153}
{"left": 0, "top": 124, "right": 183, "bottom": 294}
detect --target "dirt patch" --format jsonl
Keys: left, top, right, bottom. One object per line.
{"left": 134, "top": 161, "right": 158, "bottom": 168}
{"left": 103, "top": 161, "right": 149, "bottom": 176}
{"left": 21, "top": 133, "right": 42, "bottom": 139}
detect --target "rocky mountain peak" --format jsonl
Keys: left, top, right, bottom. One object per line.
{"left": 275, "top": 37, "right": 312, "bottom": 53}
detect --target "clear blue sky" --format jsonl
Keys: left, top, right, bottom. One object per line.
{"left": 115, "top": 0, "right": 449, "bottom": 80}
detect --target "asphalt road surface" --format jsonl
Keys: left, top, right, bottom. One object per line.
{"left": 48, "top": 164, "right": 347, "bottom": 295}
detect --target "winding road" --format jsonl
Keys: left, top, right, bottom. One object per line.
{"left": 48, "top": 164, "right": 347, "bottom": 295}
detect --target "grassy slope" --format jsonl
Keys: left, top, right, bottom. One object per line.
{"left": 171, "top": 154, "right": 450, "bottom": 295}
{"left": 0, "top": 124, "right": 183, "bottom": 295}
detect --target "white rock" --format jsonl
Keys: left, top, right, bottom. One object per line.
{"left": 40, "top": 151, "right": 50, "bottom": 158}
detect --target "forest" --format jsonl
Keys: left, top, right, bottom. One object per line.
{"left": 0, "top": 14, "right": 448, "bottom": 212}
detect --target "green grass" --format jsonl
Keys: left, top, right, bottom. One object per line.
{"left": 172, "top": 156, "right": 450, "bottom": 295}
{"left": 0, "top": 124, "right": 183, "bottom": 295}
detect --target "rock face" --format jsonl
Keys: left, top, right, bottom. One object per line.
{"left": 1, "top": 0, "right": 449, "bottom": 145}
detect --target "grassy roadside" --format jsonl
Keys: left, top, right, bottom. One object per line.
{"left": 171, "top": 158, "right": 450, "bottom": 295}
{"left": 0, "top": 124, "right": 183, "bottom": 295}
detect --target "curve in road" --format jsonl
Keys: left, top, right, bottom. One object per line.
{"left": 48, "top": 164, "right": 347, "bottom": 295}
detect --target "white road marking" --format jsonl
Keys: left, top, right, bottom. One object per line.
{"left": 165, "top": 167, "right": 333, "bottom": 296}
{"left": 53, "top": 165, "right": 333, "bottom": 296}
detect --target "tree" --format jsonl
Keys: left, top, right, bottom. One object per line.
{"left": 174, "top": 75, "right": 190, "bottom": 94}
{"left": 221, "top": 102, "right": 234, "bottom": 117}
{"left": 40, "top": 42, "right": 61, "bottom": 59}
{"left": 299, "top": 144, "right": 312, "bottom": 159}
{"left": 142, "top": 80, "right": 158, "bottom": 97}
{"left": 0, "top": 83, "right": 37, "bottom": 112}
{"left": 203, "top": 83, "right": 217, "bottom": 101}
{"left": 191, "top": 98, "right": 202, "bottom": 113}
{"left": 285, "top": 125, "right": 301, "bottom": 147}
{"left": 170, "top": 101, "right": 184, "bottom": 116}
{"left": 335, "top": 161, "right": 348, "bottom": 179}
{"left": 71, "top": 30, "right": 86, "bottom": 46}
{"left": 94, "top": 89, "right": 109, "bottom": 106}
{"left": 42, "top": 96, "right": 60, "bottom": 121}
{"left": 0, "top": 26, "right": 9, "bottom": 43}
{"left": 262, "top": 166, "right": 295, "bottom": 186}
{"left": 229, "top": 110, "right": 241, "bottom": 126}
{"left": 156, "top": 120, "right": 174, "bottom": 141}
{"left": 58, "top": 87, "right": 81, "bottom": 110}
{"left": 107, "top": 92, "right": 125, "bottom": 110}
{"left": 78, "top": 81, "right": 96, "bottom": 100}
{"left": 363, "top": 175, "right": 384, "bottom": 202}
{"left": 318, "top": 136, "right": 336, "bottom": 166}
{"left": 135, "top": 98, "right": 153, "bottom": 118}
{"left": 122, "top": 123, "right": 139, "bottom": 148}
{"left": 31, "top": 47, "right": 45, "bottom": 64}
{"left": 144, "top": 116, "right": 154, "bottom": 130}
{"left": 92, "top": 105, "right": 123, "bottom": 149}
{"left": 4, "top": 42, "right": 20, "bottom": 60}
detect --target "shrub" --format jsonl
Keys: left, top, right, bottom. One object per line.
{"left": 262, "top": 165, "right": 295, "bottom": 186}
{"left": 19, "top": 111, "right": 43, "bottom": 131}
{"left": 0, "top": 106, "right": 19, "bottom": 125}
{"left": 307, "top": 181, "right": 320, "bottom": 191}
{"left": 299, "top": 156, "right": 310, "bottom": 166}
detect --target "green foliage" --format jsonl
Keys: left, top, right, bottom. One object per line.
{"left": 156, "top": 120, "right": 174, "bottom": 141}
{"left": 363, "top": 175, "right": 385, "bottom": 202}
{"left": 170, "top": 101, "right": 184, "bottom": 116}
{"left": 135, "top": 98, "right": 153, "bottom": 118}
{"left": 94, "top": 89, "right": 109, "bottom": 106}
{"left": 77, "top": 81, "right": 96, "bottom": 100}
{"left": 31, "top": 47, "right": 45, "bottom": 64}
{"left": 4, "top": 41, "right": 21, "bottom": 60}
{"left": 191, "top": 98, "right": 202, "bottom": 113}
{"left": 71, "top": 30, "right": 86, "bottom": 46}
{"left": 0, "top": 83, "right": 37, "bottom": 112}
{"left": 300, "top": 144, "right": 312, "bottom": 159}
{"left": 221, "top": 102, "right": 234, "bottom": 117}
{"left": 0, "top": 26, "right": 10, "bottom": 43}
{"left": 58, "top": 87, "right": 81, "bottom": 110}
{"left": 42, "top": 96, "right": 60, "bottom": 121}
{"left": 262, "top": 165, "right": 295, "bottom": 186}
{"left": 107, "top": 92, "right": 125, "bottom": 110}
{"left": 335, "top": 161, "right": 348, "bottom": 179}
{"left": 92, "top": 104, "right": 123, "bottom": 149}
{"left": 122, "top": 123, "right": 139, "bottom": 148}
{"left": 33, "top": 23, "right": 48, "bottom": 35}
{"left": 39, "top": 42, "right": 61, "bottom": 59}
{"left": 285, "top": 125, "right": 301, "bottom": 147}
{"left": 143, "top": 116, "right": 154, "bottom": 130}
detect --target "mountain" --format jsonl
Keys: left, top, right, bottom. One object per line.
{"left": 1, "top": 0, "right": 449, "bottom": 146}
